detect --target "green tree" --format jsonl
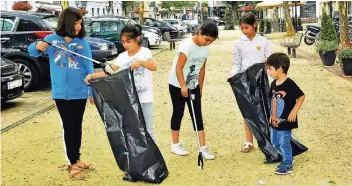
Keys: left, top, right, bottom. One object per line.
{"left": 224, "top": 7, "right": 234, "bottom": 30}
{"left": 122, "top": 1, "right": 136, "bottom": 16}
{"left": 160, "top": 1, "right": 196, "bottom": 18}
{"left": 320, "top": 9, "right": 338, "bottom": 42}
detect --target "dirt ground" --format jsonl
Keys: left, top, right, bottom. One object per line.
{"left": 2, "top": 30, "right": 352, "bottom": 186}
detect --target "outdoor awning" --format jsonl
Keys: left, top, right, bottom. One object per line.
{"left": 256, "top": 1, "right": 305, "bottom": 9}
{"left": 240, "top": 5, "right": 255, "bottom": 12}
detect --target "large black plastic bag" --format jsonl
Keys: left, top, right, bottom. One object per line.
{"left": 228, "top": 63, "right": 308, "bottom": 162}
{"left": 90, "top": 69, "right": 168, "bottom": 183}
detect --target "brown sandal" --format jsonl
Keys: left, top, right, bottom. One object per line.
{"left": 76, "top": 160, "right": 95, "bottom": 171}
{"left": 68, "top": 165, "right": 86, "bottom": 180}
{"left": 241, "top": 142, "right": 254, "bottom": 153}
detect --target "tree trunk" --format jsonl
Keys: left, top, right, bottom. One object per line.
{"left": 231, "top": 2, "right": 238, "bottom": 23}
{"left": 339, "top": 1, "right": 351, "bottom": 46}
{"left": 283, "top": 2, "right": 295, "bottom": 36}
{"left": 272, "top": 7, "right": 280, "bottom": 32}
{"left": 139, "top": 1, "right": 144, "bottom": 25}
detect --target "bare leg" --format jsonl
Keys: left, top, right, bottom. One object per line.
{"left": 172, "top": 130, "right": 179, "bottom": 144}
{"left": 198, "top": 130, "right": 205, "bottom": 146}
{"left": 244, "top": 121, "right": 253, "bottom": 143}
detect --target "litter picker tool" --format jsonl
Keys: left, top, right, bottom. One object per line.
{"left": 189, "top": 91, "right": 204, "bottom": 169}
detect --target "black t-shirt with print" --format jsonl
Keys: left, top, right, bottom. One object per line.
{"left": 270, "top": 78, "right": 304, "bottom": 130}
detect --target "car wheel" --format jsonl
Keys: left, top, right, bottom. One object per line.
{"left": 12, "top": 58, "right": 40, "bottom": 91}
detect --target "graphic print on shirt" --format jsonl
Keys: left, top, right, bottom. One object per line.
{"left": 52, "top": 40, "right": 81, "bottom": 69}
{"left": 128, "top": 56, "right": 148, "bottom": 94}
{"left": 186, "top": 65, "right": 198, "bottom": 89}
{"left": 185, "top": 56, "right": 206, "bottom": 89}
{"left": 271, "top": 91, "right": 287, "bottom": 123}
{"left": 134, "top": 66, "right": 147, "bottom": 94}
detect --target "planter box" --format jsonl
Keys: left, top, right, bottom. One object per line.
{"left": 341, "top": 58, "right": 352, "bottom": 76}
{"left": 319, "top": 51, "right": 336, "bottom": 66}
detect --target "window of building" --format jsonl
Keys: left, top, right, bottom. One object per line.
{"left": 300, "top": 1, "right": 316, "bottom": 18}
{"left": 92, "top": 8, "right": 94, "bottom": 16}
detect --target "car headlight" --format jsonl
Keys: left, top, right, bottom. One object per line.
{"left": 100, "top": 44, "right": 108, "bottom": 50}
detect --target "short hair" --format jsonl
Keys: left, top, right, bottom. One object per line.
{"left": 56, "top": 7, "right": 86, "bottom": 38}
{"left": 266, "top": 52, "right": 290, "bottom": 74}
{"left": 120, "top": 24, "right": 142, "bottom": 45}
{"left": 197, "top": 21, "right": 218, "bottom": 38}
{"left": 239, "top": 12, "right": 257, "bottom": 32}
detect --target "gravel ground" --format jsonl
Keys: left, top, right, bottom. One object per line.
{"left": 2, "top": 30, "right": 352, "bottom": 186}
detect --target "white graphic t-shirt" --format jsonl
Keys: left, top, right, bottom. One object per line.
{"left": 168, "top": 37, "right": 209, "bottom": 89}
{"left": 113, "top": 47, "right": 154, "bottom": 103}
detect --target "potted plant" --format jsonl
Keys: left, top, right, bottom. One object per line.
{"left": 316, "top": 40, "right": 339, "bottom": 66}
{"left": 12, "top": 1, "right": 32, "bottom": 11}
{"left": 265, "top": 19, "right": 272, "bottom": 34}
{"left": 315, "top": 9, "right": 339, "bottom": 66}
{"left": 78, "top": 8, "right": 88, "bottom": 15}
{"left": 336, "top": 44, "right": 352, "bottom": 75}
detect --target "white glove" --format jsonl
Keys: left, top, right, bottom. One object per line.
{"left": 104, "top": 65, "right": 115, "bottom": 75}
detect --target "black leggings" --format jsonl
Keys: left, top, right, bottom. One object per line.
{"left": 55, "top": 99, "right": 86, "bottom": 165}
{"left": 169, "top": 84, "right": 204, "bottom": 131}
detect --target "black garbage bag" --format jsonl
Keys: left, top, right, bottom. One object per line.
{"left": 90, "top": 69, "right": 168, "bottom": 183}
{"left": 228, "top": 63, "right": 308, "bottom": 162}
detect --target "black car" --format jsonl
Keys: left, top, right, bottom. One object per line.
{"left": 90, "top": 15, "right": 162, "bottom": 36}
{"left": 132, "top": 17, "right": 178, "bottom": 39}
{"left": 0, "top": 11, "right": 117, "bottom": 91}
{"left": 1, "top": 57, "right": 24, "bottom": 102}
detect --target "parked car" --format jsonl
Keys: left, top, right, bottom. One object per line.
{"left": 1, "top": 57, "right": 24, "bottom": 102}
{"left": 183, "top": 19, "right": 199, "bottom": 32}
{"left": 208, "top": 16, "right": 225, "bottom": 26}
{"left": 132, "top": 17, "right": 178, "bottom": 39}
{"left": 162, "top": 19, "right": 188, "bottom": 35}
{"left": 86, "top": 16, "right": 161, "bottom": 49}
{"left": 96, "top": 15, "right": 162, "bottom": 36}
{"left": 0, "top": 11, "right": 117, "bottom": 91}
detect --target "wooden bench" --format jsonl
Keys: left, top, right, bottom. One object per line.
{"left": 280, "top": 33, "right": 303, "bottom": 58}
{"left": 163, "top": 32, "right": 177, "bottom": 51}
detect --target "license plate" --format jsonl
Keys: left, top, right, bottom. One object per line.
{"left": 8, "top": 79, "right": 22, "bottom": 90}
{"left": 111, "top": 49, "right": 117, "bottom": 55}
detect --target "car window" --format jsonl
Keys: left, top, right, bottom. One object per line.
{"left": 145, "top": 19, "right": 155, "bottom": 27}
{"left": 16, "top": 18, "right": 42, "bottom": 31}
{"left": 115, "top": 21, "right": 123, "bottom": 37}
{"left": 85, "top": 22, "right": 101, "bottom": 33}
{"left": 155, "top": 20, "right": 166, "bottom": 27}
{"left": 42, "top": 16, "right": 58, "bottom": 30}
{"left": 166, "top": 20, "right": 178, "bottom": 25}
{"left": 0, "top": 18, "right": 15, "bottom": 31}
{"left": 101, "top": 22, "right": 118, "bottom": 32}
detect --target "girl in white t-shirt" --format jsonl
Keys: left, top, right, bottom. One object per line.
{"left": 168, "top": 21, "right": 218, "bottom": 160}
{"left": 231, "top": 13, "right": 272, "bottom": 153}
{"left": 85, "top": 24, "right": 157, "bottom": 142}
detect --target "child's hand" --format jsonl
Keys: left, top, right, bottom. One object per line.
{"left": 36, "top": 41, "right": 49, "bottom": 52}
{"left": 89, "top": 97, "right": 94, "bottom": 105}
{"left": 271, "top": 115, "right": 280, "bottom": 127}
{"left": 181, "top": 85, "right": 189, "bottom": 97}
{"left": 288, "top": 111, "right": 297, "bottom": 122}
{"left": 130, "top": 61, "right": 141, "bottom": 70}
{"left": 84, "top": 74, "right": 92, "bottom": 85}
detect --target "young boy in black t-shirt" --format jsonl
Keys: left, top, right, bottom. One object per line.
{"left": 266, "top": 53, "right": 305, "bottom": 175}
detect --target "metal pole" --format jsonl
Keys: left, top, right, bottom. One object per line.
{"left": 295, "top": 3, "right": 298, "bottom": 32}
{"left": 200, "top": 1, "right": 203, "bottom": 24}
